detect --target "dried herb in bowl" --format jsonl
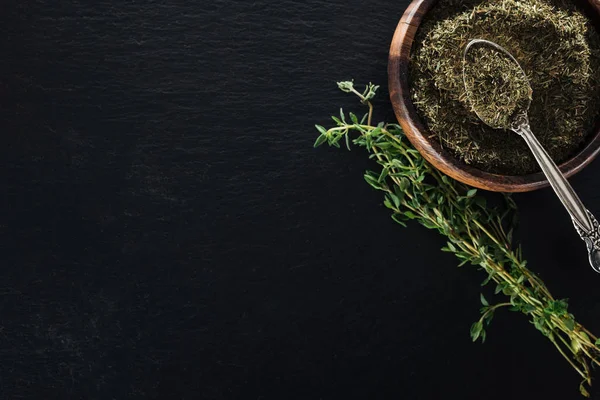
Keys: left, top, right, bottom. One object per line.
{"left": 410, "top": 0, "right": 600, "bottom": 175}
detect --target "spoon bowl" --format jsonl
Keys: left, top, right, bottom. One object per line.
{"left": 462, "top": 39, "right": 532, "bottom": 131}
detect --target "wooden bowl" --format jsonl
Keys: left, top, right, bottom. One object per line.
{"left": 388, "top": 0, "right": 600, "bottom": 193}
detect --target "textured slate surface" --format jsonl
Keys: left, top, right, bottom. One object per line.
{"left": 2, "top": 0, "right": 600, "bottom": 399}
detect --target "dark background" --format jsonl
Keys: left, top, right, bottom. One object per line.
{"left": 2, "top": 0, "right": 600, "bottom": 399}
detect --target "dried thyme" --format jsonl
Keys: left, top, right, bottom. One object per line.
{"left": 463, "top": 45, "right": 532, "bottom": 129}
{"left": 410, "top": 0, "right": 600, "bottom": 175}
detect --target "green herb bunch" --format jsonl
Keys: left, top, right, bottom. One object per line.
{"left": 315, "top": 81, "right": 600, "bottom": 397}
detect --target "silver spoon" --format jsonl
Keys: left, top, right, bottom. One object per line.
{"left": 463, "top": 38, "right": 600, "bottom": 273}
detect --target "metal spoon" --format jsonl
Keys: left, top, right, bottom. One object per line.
{"left": 463, "top": 38, "right": 600, "bottom": 273}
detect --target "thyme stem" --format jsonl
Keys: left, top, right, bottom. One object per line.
{"left": 315, "top": 81, "right": 600, "bottom": 397}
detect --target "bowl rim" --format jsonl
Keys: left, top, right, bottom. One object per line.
{"left": 388, "top": 0, "right": 600, "bottom": 193}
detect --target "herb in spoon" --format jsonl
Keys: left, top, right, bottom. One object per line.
{"left": 463, "top": 39, "right": 600, "bottom": 273}
{"left": 463, "top": 45, "right": 532, "bottom": 130}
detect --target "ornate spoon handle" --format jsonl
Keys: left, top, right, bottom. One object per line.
{"left": 513, "top": 120, "right": 600, "bottom": 273}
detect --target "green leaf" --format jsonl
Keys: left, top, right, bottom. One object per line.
{"left": 533, "top": 318, "right": 544, "bottom": 332}
{"left": 494, "top": 283, "right": 502, "bottom": 295}
{"left": 446, "top": 241, "right": 456, "bottom": 252}
{"left": 375, "top": 141, "right": 391, "bottom": 149}
{"left": 391, "top": 213, "right": 407, "bottom": 227}
{"left": 564, "top": 317, "right": 575, "bottom": 331}
{"left": 470, "top": 321, "right": 483, "bottom": 342}
{"left": 315, "top": 124, "right": 328, "bottom": 135}
{"left": 314, "top": 133, "right": 328, "bottom": 148}
{"left": 457, "top": 259, "right": 470, "bottom": 267}
{"left": 349, "top": 112, "right": 359, "bottom": 124}
{"left": 337, "top": 81, "right": 354, "bottom": 93}
{"left": 378, "top": 168, "right": 389, "bottom": 182}
{"left": 370, "top": 126, "right": 383, "bottom": 138}
{"left": 386, "top": 123, "right": 403, "bottom": 134}
{"left": 483, "top": 311, "right": 494, "bottom": 326}
{"left": 331, "top": 116, "right": 343, "bottom": 126}
{"left": 399, "top": 178, "right": 410, "bottom": 191}
{"left": 364, "top": 83, "right": 379, "bottom": 100}
{"left": 383, "top": 197, "right": 394, "bottom": 210}
{"left": 481, "top": 272, "right": 494, "bottom": 286}
{"left": 480, "top": 293, "right": 489, "bottom": 306}
{"left": 522, "top": 304, "right": 536, "bottom": 314}
{"left": 404, "top": 211, "right": 417, "bottom": 219}
{"left": 595, "top": 338, "right": 600, "bottom": 347}
{"left": 344, "top": 132, "right": 351, "bottom": 151}
{"left": 466, "top": 189, "right": 477, "bottom": 198}
{"left": 421, "top": 221, "right": 438, "bottom": 230}
{"left": 393, "top": 186, "right": 405, "bottom": 202}
{"left": 546, "top": 299, "right": 569, "bottom": 315}
{"left": 580, "top": 383, "right": 590, "bottom": 398}
{"left": 389, "top": 193, "right": 401, "bottom": 208}
{"left": 470, "top": 256, "right": 484, "bottom": 266}
{"left": 364, "top": 173, "right": 383, "bottom": 190}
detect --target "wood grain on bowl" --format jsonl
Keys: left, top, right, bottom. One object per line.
{"left": 388, "top": 0, "right": 600, "bottom": 193}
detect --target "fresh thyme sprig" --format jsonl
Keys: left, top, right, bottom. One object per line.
{"left": 315, "top": 80, "right": 600, "bottom": 397}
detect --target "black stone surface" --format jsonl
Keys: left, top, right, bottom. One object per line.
{"left": 2, "top": 1, "right": 600, "bottom": 399}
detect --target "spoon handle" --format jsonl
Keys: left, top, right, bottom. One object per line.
{"left": 513, "top": 122, "right": 600, "bottom": 273}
